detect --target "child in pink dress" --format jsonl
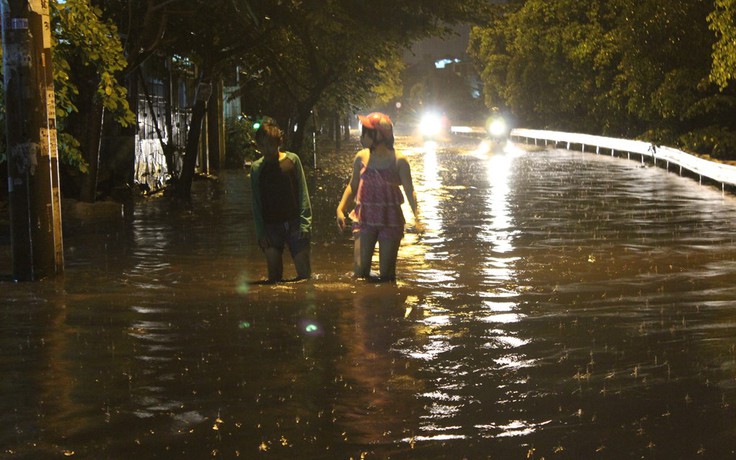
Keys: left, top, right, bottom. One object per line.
{"left": 336, "top": 112, "right": 422, "bottom": 281}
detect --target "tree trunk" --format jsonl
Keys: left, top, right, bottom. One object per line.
{"left": 289, "top": 109, "right": 310, "bottom": 156}
{"left": 79, "top": 100, "right": 104, "bottom": 202}
{"left": 207, "top": 80, "right": 224, "bottom": 173}
{"left": 333, "top": 111, "right": 341, "bottom": 151}
{"left": 174, "top": 97, "right": 207, "bottom": 201}
{"left": 344, "top": 113, "right": 351, "bottom": 141}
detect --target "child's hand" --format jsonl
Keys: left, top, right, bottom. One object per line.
{"left": 336, "top": 213, "right": 347, "bottom": 232}
{"left": 258, "top": 237, "right": 270, "bottom": 249}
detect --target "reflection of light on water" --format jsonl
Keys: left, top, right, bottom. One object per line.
{"left": 422, "top": 391, "right": 463, "bottom": 402}
{"left": 412, "top": 268, "right": 458, "bottom": 284}
{"left": 408, "top": 337, "right": 455, "bottom": 361}
{"left": 408, "top": 307, "right": 455, "bottom": 361}
{"left": 426, "top": 403, "right": 461, "bottom": 418}
{"left": 481, "top": 153, "right": 515, "bottom": 251}
{"left": 480, "top": 313, "right": 522, "bottom": 324}
{"left": 421, "top": 315, "right": 451, "bottom": 326}
{"left": 482, "top": 300, "right": 516, "bottom": 312}
{"left": 127, "top": 305, "right": 182, "bottom": 418}
{"left": 494, "top": 354, "right": 537, "bottom": 369}
{"left": 402, "top": 434, "right": 466, "bottom": 443}
{"left": 408, "top": 144, "right": 443, "bottom": 235}
{"left": 127, "top": 224, "right": 174, "bottom": 288}
{"left": 482, "top": 258, "right": 521, "bottom": 283}
{"left": 475, "top": 419, "right": 551, "bottom": 438}
{"left": 491, "top": 334, "right": 530, "bottom": 348}
{"left": 400, "top": 143, "right": 446, "bottom": 272}
{"left": 423, "top": 140, "right": 439, "bottom": 151}
{"left": 473, "top": 139, "right": 493, "bottom": 156}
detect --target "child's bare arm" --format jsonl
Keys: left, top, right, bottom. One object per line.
{"left": 336, "top": 154, "right": 363, "bottom": 231}
{"left": 398, "top": 156, "right": 418, "bottom": 218}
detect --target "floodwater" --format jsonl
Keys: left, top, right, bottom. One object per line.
{"left": 4, "top": 135, "right": 736, "bottom": 459}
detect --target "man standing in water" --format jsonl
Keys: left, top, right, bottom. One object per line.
{"left": 250, "top": 118, "right": 312, "bottom": 282}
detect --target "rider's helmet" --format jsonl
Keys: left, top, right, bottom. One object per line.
{"left": 357, "top": 112, "right": 394, "bottom": 143}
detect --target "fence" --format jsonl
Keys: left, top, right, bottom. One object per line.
{"left": 510, "top": 128, "right": 736, "bottom": 193}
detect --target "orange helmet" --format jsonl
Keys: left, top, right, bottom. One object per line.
{"left": 357, "top": 112, "right": 394, "bottom": 141}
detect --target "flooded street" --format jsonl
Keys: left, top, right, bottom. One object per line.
{"left": 4, "top": 134, "right": 736, "bottom": 459}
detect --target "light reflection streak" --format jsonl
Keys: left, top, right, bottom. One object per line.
{"left": 426, "top": 403, "right": 461, "bottom": 418}
{"left": 478, "top": 150, "right": 533, "bottom": 374}
{"left": 480, "top": 313, "right": 522, "bottom": 324}
{"left": 480, "top": 152, "right": 517, "bottom": 254}
{"left": 400, "top": 142, "right": 445, "bottom": 271}
{"left": 482, "top": 300, "right": 516, "bottom": 312}
{"left": 475, "top": 419, "right": 552, "bottom": 438}
{"left": 489, "top": 333, "right": 530, "bottom": 348}
{"left": 126, "top": 305, "right": 183, "bottom": 418}
{"left": 403, "top": 434, "right": 466, "bottom": 443}
{"left": 494, "top": 355, "right": 537, "bottom": 369}
{"left": 408, "top": 335, "right": 455, "bottom": 361}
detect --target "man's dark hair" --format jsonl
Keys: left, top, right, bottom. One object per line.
{"left": 255, "top": 123, "right": 283, "bottom": 145}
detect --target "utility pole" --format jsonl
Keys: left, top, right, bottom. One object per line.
{"left": 1, "top": 0, "right": 64, "bottom": 280}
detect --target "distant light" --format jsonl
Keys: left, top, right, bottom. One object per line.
{"left": 299, "top": 319, "right": 323, "bottom": 336}
{"left": 488, "top": 118, "right": 508, "bottom": 138}
{"left": 419, "top": 112, "right": 443, "bottom": 137}
{"left": 236, "top": 273, "right": 250, "bottom": 294}
{"left": 434, "top": 58, "right": 460, "bottom": 69}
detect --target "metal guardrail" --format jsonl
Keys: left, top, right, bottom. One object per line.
{"left": 510, "top": 128, "right": 736, "bottom": 191}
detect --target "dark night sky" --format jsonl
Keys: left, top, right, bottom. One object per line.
{"left": 405, "top": 24, "right": 471, "bottom": 65}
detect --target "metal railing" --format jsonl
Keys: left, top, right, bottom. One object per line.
{"left": 510, "top": 128, "right": 736, "bottom": 192}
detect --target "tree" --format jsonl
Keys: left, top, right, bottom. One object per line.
{"left": 238, "top": 0, "right": 493, "bottom": 154}
{"left": 162, "top": 0, "right": 262, "bottom": 200}
{"left": 96, "top": 0, "right": 263, "bottom": 201}
{"left": 708, "top": 0, "right": 736, "bottom": 89}
{"left": 470, "top": 0, "right": 736, "bottom": 159}
{"left": 52, "top": 0, "right": 135, "bottom": 202}
{"left": 469, "top": 0, "right": 625, "bottom": 133}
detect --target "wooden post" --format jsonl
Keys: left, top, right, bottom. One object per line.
{"left": 1, "top": 0, "right": 64, "bottom": 280}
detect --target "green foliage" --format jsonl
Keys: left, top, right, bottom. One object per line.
{"left": 1, "top": 0, "right": 134, "bottom": 174}
{"left": 708, "top": 0, "right": 736, "bottom": 89}
{"left": 51, "top": 0, "right": 135, "bottom": 127}
{"left": 679, "top": 126, "right": 736, "bottom": 160}
{"left": 57, "top": 132, "right": 89, "bottom": 174}
{"left": 470, "top": 0, "right": 736, "bottom": 158}
{"left": 224, "top": 117, "right": 259, "bottom": 169}
{"left": 237, "top": 0, "right": 492, "bottom": 149}
{"left": 371, "top": 55, "right": 406, "bottom": 105}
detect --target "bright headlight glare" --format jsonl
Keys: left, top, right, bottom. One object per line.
{"left": 488, "top": 118, "right": 507, "bottom": 137}
{"left": 420, "top": 113, "right": 442, "bottom": 137}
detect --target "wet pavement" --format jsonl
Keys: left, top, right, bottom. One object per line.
{"left": 4, "top": 135, "right": 736, "bottom": 459}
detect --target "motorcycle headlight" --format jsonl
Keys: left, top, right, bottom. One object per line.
{"left": 488, "top": 117, "right": 507, "bottom": 138}
{"left": 420, "top": 113, "right": 443, "bottom": 137}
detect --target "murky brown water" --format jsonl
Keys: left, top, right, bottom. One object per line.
{"left": 4, "top": 135, "right": 736, "bottom": 459}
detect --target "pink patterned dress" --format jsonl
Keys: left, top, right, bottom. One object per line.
{"left": 350, "top": 161, "right": 405, "bottom": 239}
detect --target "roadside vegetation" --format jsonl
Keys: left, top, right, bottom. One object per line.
{"left": 469, "top": 0, "right": 736, "bottom": 160}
